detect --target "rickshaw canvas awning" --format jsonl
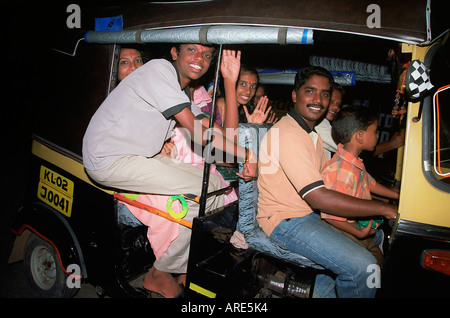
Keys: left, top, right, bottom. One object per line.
{"left": 82, "top": 0, "right": 433, "bottom": 45}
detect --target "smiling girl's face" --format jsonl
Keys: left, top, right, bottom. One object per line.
{"left": 236, "top": 71, "right": 258, "bottom": 106}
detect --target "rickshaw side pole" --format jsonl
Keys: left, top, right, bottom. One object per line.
{"left": 198, "top": 44, "right": 223, "bottom": 218}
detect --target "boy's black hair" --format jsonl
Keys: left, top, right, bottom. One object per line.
{"left": 332, "top": 105, "right": 378, "bottom": 144}
{"left": 171, "top": 43, "right": 219, "bottom": 61}
{"left": 294, "top": 66, "right": 334, "bottom": 92}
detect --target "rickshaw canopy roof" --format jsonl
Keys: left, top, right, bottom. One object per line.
{"left": 86, "top": 0, "right": 433, "bottom": 44}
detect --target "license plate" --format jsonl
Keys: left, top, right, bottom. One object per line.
{"left": 37, "top": 166, "right": 74, "bottom": 217}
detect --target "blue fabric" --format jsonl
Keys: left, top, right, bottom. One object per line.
{"left": 117, "top": 203, "right": 143, "bottom": 227}
{"left": 95, "top": 15, "right": 123, "bottom": 31}
{"left": 237, "top": 123, "right": 323, "bottom": 269}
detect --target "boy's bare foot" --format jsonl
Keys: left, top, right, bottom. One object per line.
{"left": 142, "top": 266, "right": 182, "bottom": 298}
{"left": 177, "top": 274, "right": 186, "bottom": 287}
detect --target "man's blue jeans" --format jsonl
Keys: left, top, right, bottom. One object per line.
{"left": 270, "top": 213, "right": 378, "bottom": 298}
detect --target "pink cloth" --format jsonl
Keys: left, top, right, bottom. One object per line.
{"left": 195, "top": 85, "right": 222, "bottom": 126}
{"left": 124, "top": 126, "right": 237, "bottom": 259}
{"left": 123, "top": 194, "right": 181, "bottom": 259}
{"left": 193, "top": 85, "right": 212, "bottom": 108}
{"left": 171, "top": 127, "right": 238, "bottom": 205}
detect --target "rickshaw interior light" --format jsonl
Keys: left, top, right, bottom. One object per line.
{"left": 422, "top": 250, "right": 450, "bottom": 276}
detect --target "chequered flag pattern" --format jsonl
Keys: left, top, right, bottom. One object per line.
{"left": 407, "top": 60, "right": 433, "bottom": 99}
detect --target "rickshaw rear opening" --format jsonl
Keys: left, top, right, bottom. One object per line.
{"left": 8, "top": 0, "right": 450, "bottom": 299}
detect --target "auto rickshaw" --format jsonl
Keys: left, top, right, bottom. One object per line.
{"left": 8, "top": 0, "right": 449, "bottom": 298}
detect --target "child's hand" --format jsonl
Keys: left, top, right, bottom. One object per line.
{"left": 357, "top": 220, "right": 377, "bottom": 239}
{"left": 244, "top": 96, "right": 271, "bottom": 124}
{"left": 236, "top": 162, "right": 257, "bottom": 181}
{"left": 221, "top": 49, "right": 241, "bottom": 83}
{"left": 161, "top": 140, "right": 178, "bottom": 158}
{"left": 266, "top": 110, "right": 279, "bottom": 124}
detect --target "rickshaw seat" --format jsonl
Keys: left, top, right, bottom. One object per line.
{"left": 238, "top": 123, "right": 324, "bottom": 270}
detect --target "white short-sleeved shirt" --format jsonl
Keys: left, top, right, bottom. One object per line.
{"left": 83, "top": 59, "right": 205, "bottom": 171}
{"left": 315, "top": 118, "right": 337, "bottom": 160}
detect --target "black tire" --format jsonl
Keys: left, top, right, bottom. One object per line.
{"left": 24, "top": 233, "right": 79, "bottom": 298}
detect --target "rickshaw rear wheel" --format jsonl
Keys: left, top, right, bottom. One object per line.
{"left": 24, "top": 233, "right": 79, "bottom": 298}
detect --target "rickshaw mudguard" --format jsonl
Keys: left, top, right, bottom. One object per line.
{"left": 379, "top": 222, "right": 450, "bottom": 297}
{"left": 9, "top": 202, "right": 86, "bottom": 279}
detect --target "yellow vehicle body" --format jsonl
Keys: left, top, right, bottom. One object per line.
{"left": 398, "top": 44, "right": 450, "bottom": 228}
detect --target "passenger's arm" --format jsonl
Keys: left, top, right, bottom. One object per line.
{"left": 373, "top": 129, "right": 405, "bottom": 156}
{"left": 220, "top": 50, "right": 240, "bottom": 131}
{"left": 371, "top": 183, "right": 399, "bottom": 200}
{"left": 175, "top": 108, "right": 256, "bottom": 180}
{"left": 305, "top": 187, "right": 398, "bottom": 219}
{"left": 325, "top": 219, "right": 376, "bottom": 239}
